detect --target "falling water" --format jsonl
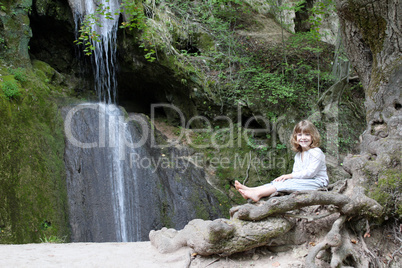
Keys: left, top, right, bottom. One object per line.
{"left": 67, "top": 0, "right": 141, "bottom": 242}
{"left": 69, "top": 0, "right": 119, "bottom": 103}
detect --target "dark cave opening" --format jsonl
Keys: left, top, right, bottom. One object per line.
{"left": 117, "top": 71, "right": 166, "bottom": 115}
{"left": 28, "top": 0, "right": 77, "bottom": 74}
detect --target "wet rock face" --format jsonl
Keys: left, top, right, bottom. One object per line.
{"left": 63, "top": 104, "right": 119, "bottom": 242}
{"left": 62, "top": 104, "right": 225, "bottom": 242}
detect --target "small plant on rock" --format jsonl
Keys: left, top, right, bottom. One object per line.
{"left": 1, "top": 80, "right": 21, "bottom": 100}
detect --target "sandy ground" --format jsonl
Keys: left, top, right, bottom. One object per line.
{"left": 0, "top": 241, "right": 309, "bottom": 268}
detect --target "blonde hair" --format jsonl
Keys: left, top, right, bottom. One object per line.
{"left": 290, "top": 120, "right": 321, "bottom": 152}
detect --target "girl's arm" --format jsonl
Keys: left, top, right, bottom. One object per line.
{"left": 274, "top": 173, "right": 293, "bottom": 181}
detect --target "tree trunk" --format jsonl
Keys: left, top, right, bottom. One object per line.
{"left": 335, "top": 0, "right": 401, "bottom": 189}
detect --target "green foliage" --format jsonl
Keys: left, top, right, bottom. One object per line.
{"left": 22, "top": 2, "right": 32, "bottom": 13}
{"left": 40, "top": 235, "right": 67, "bottom": 243}
{"left": 1, "top": 80, "right": 21, "bottom": 100}
{"left": 74, "top": 5, "right": 106, "bottom": 55}
{"left": 248, "top": 71, "right": 298, "bottom": 105}
{"left": 74, "top": 0, "right": 123, "bottom": 55}
{"left": 39, "top": 220, "right": 67, "bottom": 243}
{"left": 140, "top": 45, "right": 157, "bottom": 63}
{"left": 0, "top": 1, "right": 6, "bottom": 11}
{"left": 75, "top": 0, "right": 154, "bottom": 60}
{"left": 119, "top": 1, "right": 158, "bottom": 61}
{"left": 308, "top": 0, "right": 335, "bottom": 40}
{"left": 9, "top": 67, "right": 27, "bottom": 82}
{"left": 119, "top": 0, "right": 148, "bottom": 31}
{"left": 287, "top": 31, "right": 323, "bottom": 53}
{"left": 276, "top": 143, "right": 286, "bottom": 150}
{"left": 153, "top": 0, "right": 335, "bottom": 118}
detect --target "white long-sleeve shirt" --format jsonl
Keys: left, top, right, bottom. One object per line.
{"left": 291, "top": 147, "right": 329, "bottom": 186}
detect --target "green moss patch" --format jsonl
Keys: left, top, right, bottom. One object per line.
{"left": 368, "top": 169, "right": 402, "bottom": 219}
{"left": 0, "top": 61, "right": 69, "bottom": 244}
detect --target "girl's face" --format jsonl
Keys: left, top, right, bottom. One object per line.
{"left": 296, "top": 132, "right": 312, "bottom": 151}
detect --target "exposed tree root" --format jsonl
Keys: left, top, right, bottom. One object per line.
{"left": 150, "top": 217, "right": 293, "bottom": 256}
{"left": 330, "top": 229, "right": 359, "bottom": 268}
{"left": 387, "top": 222, "right": 402, "bottom": 267}
{"left": 306, "top": 216, "right": 366, "bottom": 267}
{"left": 359, "top": 233, "right": 381, "bottom": 268}
{"left": 229, "top": 186, "right": 382, "bottom": 221}
{"left": 283, "top": 211, "right": 337, "bottom": 221}
{"left": 306, "top": 216, "right": 345, "bottom": 267}
{"left": 151, "top": 181, "right": 384, "bottom": 266}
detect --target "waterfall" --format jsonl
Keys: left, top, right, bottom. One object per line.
{"left": 64, "top": 0, "right": 226, "bottom": 244}
{"left": 65, "top": 0, "right": 141, "bottom": 242}
{"left": 69, "top": 0, "right": 119, "bottom": 103}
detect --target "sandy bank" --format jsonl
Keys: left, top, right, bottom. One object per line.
{"left": 0, "top": 241, "right": 308, "bottom": 267}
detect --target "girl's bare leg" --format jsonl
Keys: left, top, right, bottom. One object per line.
{"left": 238, "top": 185, "right": 277, "bottom": 202}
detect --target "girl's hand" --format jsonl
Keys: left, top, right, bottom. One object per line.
{"left": 274, "top": 174, "right": 293, "bottom": 182}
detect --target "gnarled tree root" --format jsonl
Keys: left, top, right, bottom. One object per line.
{"left": 150, "top": 217, "right": 293, "bottom": 256}
{"left": 306, "top": 216, "right": 346, "bottom": 266}
{"left": 230, "top": 188, "right": 382, "bottom": 221}
{"left": 150, "top": 184, "right": 383, "bottom": 266}
{"left": 306, "top": 216, "right": 363, "bottom": 267}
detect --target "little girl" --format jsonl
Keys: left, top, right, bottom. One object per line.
{"left": 235, "top": 120, "right": 328, "bottom": 202}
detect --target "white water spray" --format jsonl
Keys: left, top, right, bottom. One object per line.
{"left": 69, "top": 0, "right": 120, "bottom": 103}
{"left": 68, "top": 0, "right": 141, "bottom": 242}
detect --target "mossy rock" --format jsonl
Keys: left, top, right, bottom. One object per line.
{"left": 0, "top": 60, "right": 70, "bottom": 244}
{"left": 32, "top": 59, "right": 63, "bottom": 85}
{"left": 368, "top": 169, "right": 402, "bottom": 219}
{"left": 34, "top": 0, "right": 72, "bottom": 21}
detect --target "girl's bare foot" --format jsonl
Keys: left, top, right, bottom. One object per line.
{"left": 238, "top": 189, "right": 260, "bottom": 202}
{"left": 235, "top": 180, "right": 249, "bottom": 190}
{"left": 237, "top": 188, "right": 247, "bottom": 199}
